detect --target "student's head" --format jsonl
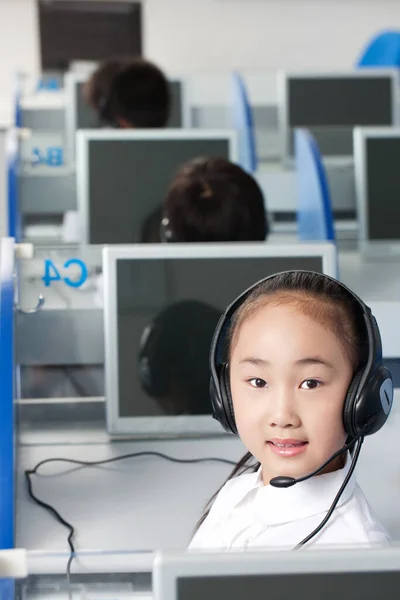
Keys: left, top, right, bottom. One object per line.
{"left": 107, "top": 58, "right": 170, "bottom": 128}
{"left": 84, "top": 58, "right": 130, "bottom": 124}
{"left": 138, "top": 300, "right": 221, "bottom": 415}
{"left": 161, "top": 157, "right": 269, "bottom": 242}
{"left": 226, "top": 271, "right": 370, "bottom": 484}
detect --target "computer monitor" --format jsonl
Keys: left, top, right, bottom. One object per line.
{"left": 153, "top": 546, "right": 400, "bottom": 600}
{"left": 76, "top": 129, "right": 237, "bottom": 245}
{"left": 354, "top": 127, "right": 400, "bottom": 255}
{"left": 65, "top": 73, "right": 190, "bottom": 161}
{"left": 103, "top": 242, "right": 337, "bottom": 437}
{"left": 278, "top": 69, "right": 399, "bottom": 163}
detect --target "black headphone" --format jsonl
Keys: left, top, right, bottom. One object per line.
{"left": 210, "top": 271, "right": 393, "bottom": 437}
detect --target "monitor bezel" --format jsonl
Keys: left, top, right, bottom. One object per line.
{"left": 153, "top": 546, "right": 400, "bottom": 600}
{"left": 103, "top": 242, "right": 337, "bottom": 437}
{"left": 76, "top": 128, "right": 239, "bottom": 246}
{"left": 64, "top": 73, "right": 191, "bottom": 164}
{"left": 354, "top": 126, "right": 400, "bottom": 257}
{"left": 277, "top": 69, "right": 400, "bottom": 165}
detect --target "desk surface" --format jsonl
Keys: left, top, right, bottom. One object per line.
{"left": 16, "top": 390, "right": 400, "bottom": 568}
{"left": 16, "top": 433, "right": 244, "bottom": 568}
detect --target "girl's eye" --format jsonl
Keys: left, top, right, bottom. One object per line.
{"left": 300, "top": 379, "right": 321, "bottom": 390}
{"left": 248, "top": 378, "right": 267, "bottom": 388}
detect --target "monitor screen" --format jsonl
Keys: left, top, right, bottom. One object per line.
{"left": 286, "top": 75, "right": 394, "bottom": 156}
{"left": 75, "top": 79, "right": 185, "bottom": 129}
{"left": 115, "top": 255, "right": 324, "bottom": 420}
{"left": 81, "top": 135, "right": 233, "bottom": 244}
{"left": 365, "top": 136, "right": 400, "bottom": 241}
{"left": 177, "top": 571, "right": 400, "bottom": 600}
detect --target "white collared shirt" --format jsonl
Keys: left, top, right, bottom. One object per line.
{"left": 189, "top": 455, "right": 390, "bottom": 551}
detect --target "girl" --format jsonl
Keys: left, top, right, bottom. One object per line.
{"left": 189, "top": 271, "right": 392, "bottom": 550}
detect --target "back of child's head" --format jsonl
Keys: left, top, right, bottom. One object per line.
{"left": 163, "top": 157, "right": 269, "bottom": 242}
{"left": 84, "top": 57, "right": 130, "bottom": 123}
{"left": 107, "top": 58, "right": 170, "bottom": 128}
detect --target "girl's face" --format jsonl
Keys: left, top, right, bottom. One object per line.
{"left": 230, "top": 302, "right": 354, "bottom": 485}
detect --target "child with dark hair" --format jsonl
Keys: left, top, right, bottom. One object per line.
{"left": 106, "top": 58, "right": 170, "bottom": 128}
{"left": 160, "top": 157, "right": 269, "bottom": 243}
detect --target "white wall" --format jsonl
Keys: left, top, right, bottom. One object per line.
{"left": 1, "top": 0, "right": 400, "bottom": 117}
{"left": 0, "top": 0, "right": 40, "bottom": 124}
{"left": 144, "top": 0, "right": 400, "bottom": 72}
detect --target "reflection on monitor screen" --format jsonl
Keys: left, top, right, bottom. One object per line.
{"left": 115, "top": 255, "right": 323, "bottom": 420}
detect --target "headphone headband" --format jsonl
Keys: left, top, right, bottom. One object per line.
{"left": 209, "top": 270, "right": 392, "bottom": 437}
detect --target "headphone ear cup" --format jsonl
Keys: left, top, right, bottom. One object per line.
{"left": 343, "top": 371, "right": 364, "bottom": 438}
{"left": 344, "top": 366, "right": 394, "bottom": 438}
{"left": 221, "top": 364, "right": 237, "bottom": 434}
{"left": 209, "top": 364, "right": 237, "bottom": 434}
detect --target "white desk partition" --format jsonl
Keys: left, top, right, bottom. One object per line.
{"left": 103, "top": 242, "right": 337, "bottom": 437}
{"left": 154, "top": 546, "right": 400, "bottom": 600}
{"left": 278, "top": 69, "right": 399, "bottom": 165}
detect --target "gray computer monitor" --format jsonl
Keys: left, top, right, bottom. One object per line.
{"left": 76, "top": 129, "right": 237, "bottom": 245}
{"left": 65, "top": 73, "right": 190, "bottom": 161}
{"left": 354, "top": 127, "right": 400, "bottom": 256}
{"left": 279, "top": 69, "right": 399, "bottom": 162}
{"left": 153, "top": 547, "right": 400, "bottom": 600}
{"left": 103, "top": 242, "right": 337, "bottom": 437}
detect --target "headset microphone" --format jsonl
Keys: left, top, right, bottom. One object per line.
{"left": 270, "top": 433, "right": 363, "bottom": 488}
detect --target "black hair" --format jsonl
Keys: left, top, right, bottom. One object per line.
{"left": 192, "top": 271, "right": 369, "bottom": 536}
{"left": 106, "top": 58, "right": 170, "bottom": 128}
{"left": 84, "top": 57, "right": 131, "bottom": 124}
{"left": 163, "top": 157, "right": 269, "bottom": 242}
{"left": 139, "top": 300, "right": 221, "bottom": 415}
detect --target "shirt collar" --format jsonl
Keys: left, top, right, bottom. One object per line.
{"left": 234, "top": 453, "right": 356, "bottom": 526}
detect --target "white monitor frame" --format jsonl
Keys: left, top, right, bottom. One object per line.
{"left": 278, "top": 69, "right": 400, "bottom": 165}
{"left": 76, "top": 128, "right": 239, "bottom": 246}
{"left": 354, "top": 126, "right": 400, "bottom": 257}
{"left": 153, "top": 546, "right": 400, "bottom": 600}
{"left": 64, "top": 72, "right": 191, "bottom": 164}
{"left": 103, "top": 242, "right": 337, "bottom": 438}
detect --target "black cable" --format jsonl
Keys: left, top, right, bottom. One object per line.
{"left": 294, "top": 436, "right": 364, "bottom": 549}
{"left": 25, "top": 451, "right": 237, "bottom": 590}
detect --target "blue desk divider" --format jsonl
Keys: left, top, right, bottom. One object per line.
{"left": 0, "top": 579, "right": 14, "bottom": 600}
{"left": 357, "top": 30, "right": 400, "bottom": 68}
{"left": 0, "top": 238, "right": 16, "bottom": 599}
{"left": 6, "top": 129, "right": 20, "bottom": 241}
{"left": 231, "top": 71, "right": 258, "bottom": 173}
{"left": 295, "top": 129, "right": 335, "bottom": 243}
